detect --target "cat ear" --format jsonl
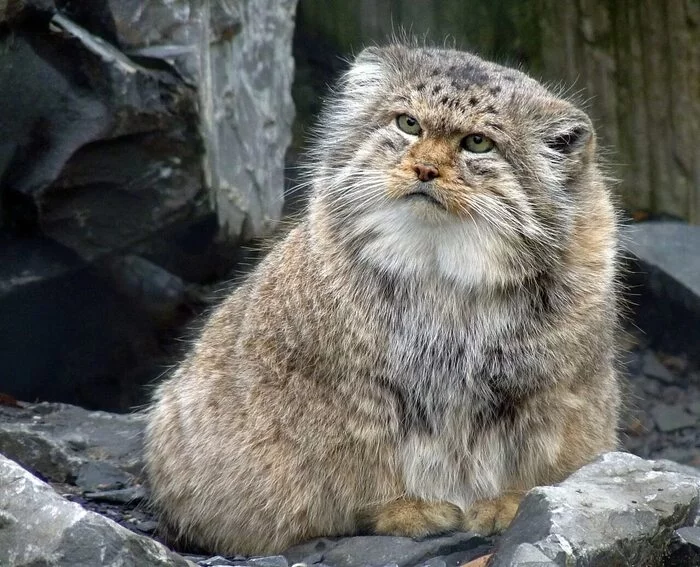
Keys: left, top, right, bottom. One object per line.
{"left": 344, "top": 47, "right": 386, "bottom": 93}
{"left": 354, "top": 46, "right": 385, "bottom": 65}
{"left": 545, "top": 124, "right": 590, "bottom": 154}
{"left": 542, "top": 108, "right": 594, "bottom": 160}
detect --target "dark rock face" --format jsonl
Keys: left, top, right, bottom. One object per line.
{"left": 0, "top": 0, "right": 297, "bottom": 411}
{"left": 624, "top": 222, "right": 700, "bottom": 371}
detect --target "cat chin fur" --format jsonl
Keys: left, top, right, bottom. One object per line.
{"left": 350, "top": 202, "right": 518, "bottom": 290}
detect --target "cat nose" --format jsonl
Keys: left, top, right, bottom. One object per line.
{"left": 413, "top": 162, "right": 439, "bottom": 182}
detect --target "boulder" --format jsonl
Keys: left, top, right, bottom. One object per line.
{"left": 0, "top": 0, "right": 298, "bottom": 410}
{"left": 0, "top": 401, "right": 144, "bottom": 484}
{"left": 0, "top": 453, "right": 194, "bottom": 567}
{"left": 491, "top": 452, "right": 700, "bottom": 567}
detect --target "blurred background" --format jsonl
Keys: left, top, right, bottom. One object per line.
{"left": 0, "top": 0, "right": 698, "bottom": 428}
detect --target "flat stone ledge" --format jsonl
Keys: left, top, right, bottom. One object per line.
{"left": 491, "top": 452, "right": 700, "bottom": 567}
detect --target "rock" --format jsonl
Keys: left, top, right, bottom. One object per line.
{"left": 0, "top": 453, "right": 194, "bottom": 566}
{"left": 626, "top": 222, "right": 700, "bottom": 307}
{"left": 248, "top": 556, "right": 289, "bottom": 567}
{"left": 650, "top": 403, "right": 697, "bottom": 432}
{"left": 284, "top": 533, "right": 492, "bottom": 567}
{"left": 677, "top": 527, "right": 700, "bottom": 549}
{"left": 624, "top": 222, "right": 700, "bottom": 369}
{"left": 1, "top": 0, "right": 298, "bottom": 411}
{"left": 107, "top": 0, "right": 298, "bottom": 241}
{"left": 491, "top": 452, "right": 700, "bottom": 567}
{"left": 642, "top": 351, "right": 676, "bottom": 383}
{"left": 198, "top": 557, "right": 239, "bottom": 566}
{"left": 76, "top": 460, "right": 133, "bottom": 492}
{"left": 672, "top": 527, "right": 700, "bottom": 564}
{"left": 0, "top": 401, "right": 144, "bottom": 483}
{"left": 84, "top": 485, "right": 147, "bottom": 505}
{"left": 498, "top": 544, "right": 555, "bottom": 566}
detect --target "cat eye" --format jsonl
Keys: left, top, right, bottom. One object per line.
{"left": 396, "top": 114, "right": 422, "bottom": 136}
{"left": 462, "top": 134, "right": 495, "bottom": 153}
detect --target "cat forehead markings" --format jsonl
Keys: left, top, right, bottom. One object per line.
{"left": 377, "top": 48, "right": 541, "bottom": 113}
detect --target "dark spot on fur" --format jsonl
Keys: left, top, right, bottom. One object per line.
{"left": 489, "top": 85, "right": 502, "bottom": 95}
{"left": 469, "top": 96, "right": 478, "bottom": 106}
{"left": 432, "top": 85, "right": 442, "bottom": 94}
{"left": 430, "top": 69, "right": 440, "bottom": 77}
{"left": 470, "top": 163, "right": 495, "bottom": 176}
{"left": 524, "top": 272, "right": 555, "bottom": 316}
{"left": 502, "top": 74, "right": 517, "bottom": 82}
{"left": 415, "top": 82, "right": 426, "bottom": 91}
{"left": 440, "top": 95, "right": 450, "bottom": 105}
{"left": 380, "top": 138, "right": 399, "bottom": 152}
{"left": 377, "top": 375, "right": 434, "bottom": 436}
{"left": 453, "top": 65, "right": 490, "bottom": 86}
{"left": 485, "top": 105, "right": 499, "bottom": 115}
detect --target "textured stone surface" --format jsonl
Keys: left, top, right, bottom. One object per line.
{"left": 491, "top": 452, "right": 700, "bottom": 567}
{"left": 283, "top": 533, "right": 492, "bottom": 567}
{"left": 0, "top": 402, "right": 144, "bottom": 483}
{"left": 5, "top": 397, "right": 700, "bottom": 566}
{"left": 0, "top": 454, "right": 193, "bottom": 567}
{"left": 108, "top": 0, "right": 298, "bottom": 240}
{"left": 0, "top": 0, "right": 297, "bottom": 410}
{"left": 650, "top": 404, "right": 698, "bottom": 433}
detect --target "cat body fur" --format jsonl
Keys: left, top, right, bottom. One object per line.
{"left": 145, "top": 45, "right": 620, "bottom": 555}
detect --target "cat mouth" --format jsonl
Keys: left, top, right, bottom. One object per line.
{"left": 404, "top": 188, "right": 445, "bottom": 209}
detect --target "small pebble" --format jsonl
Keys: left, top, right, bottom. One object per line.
{"left": 133, "top": 519, "right": 157, "bottom": 533}
{"left": 84, "top": 485, "right": 147, "bottom": 504}
{"left": 198, "top": 557, "right": 238, "bottom": 566}
{"left": 643, "top": 352, "right": 675, "bottom": 383}
{"left": 661, "top": 385, "right": 684, "bottom": 405}
{"left": 650, "top": 404, "right": 697, "bottom": 433}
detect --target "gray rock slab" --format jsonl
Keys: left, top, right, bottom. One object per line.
{"left": 624, "top": 222, "right": 700, "bottom": 368}
{"left": 642, "top": 351, "right": 676, "bottom": 383}
{"left": 284, "top": 532, "right": 492, "bottom": 567}
{"left": 0, "top": 401, "right": 144, "bottom": 483}
{"left": 677, "top": 526, "right": 700, "bottom": 548}
{"left": 625, "top": 222, "right": 700, "bottom": 305}
{"left": 491, "top": 452, "right": 700, "bottom": 567}
{"left": 0, "top": 454, "right": 194, "bottom": 567}
{"left": 650, "top": 403, "right": 698, "bottom": 432}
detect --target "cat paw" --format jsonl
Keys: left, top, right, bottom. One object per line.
{"left": 371, "top": 498, "right": 463, "bottom": 538}
{"left": 463, "top": 492, "right": 523, "bottom": 535}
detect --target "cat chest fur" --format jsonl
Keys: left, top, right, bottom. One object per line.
{"left": 382, "top": 292, "right": 527, "bottom": 511}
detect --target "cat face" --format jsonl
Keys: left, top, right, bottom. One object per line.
{"left": 308, "top": 46, "right": 598, "bottom": 288}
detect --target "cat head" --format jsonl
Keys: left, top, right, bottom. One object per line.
{"left": 306, "top": 45, "right": 603, "bottom": 289}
